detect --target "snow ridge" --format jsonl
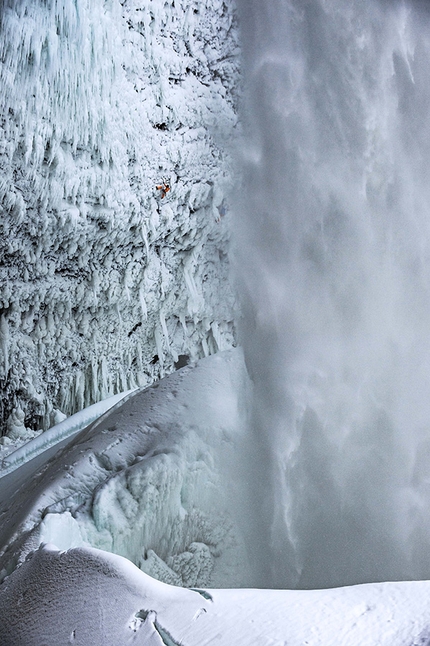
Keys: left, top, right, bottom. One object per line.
{"left": 0, "top": 389, "right": 136, "bottom": 476}
{"left": 3, "top": 543, "right": 430, "bottom": 645}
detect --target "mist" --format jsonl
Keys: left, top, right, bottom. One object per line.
{"left": 233, "top": 0, "right": 430, "bottom": 589}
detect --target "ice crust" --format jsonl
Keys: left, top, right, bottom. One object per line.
{"left": 2, "top": 542, "right": 430, "bottom": 645}
{"left": 0, "top": 350, "right": 255, "bottom": 590}
{"left": 0, "top": 0, "right": 240, "bottom": 435}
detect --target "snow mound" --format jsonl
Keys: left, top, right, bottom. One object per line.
{"left": 2, "top": 542, "right": 430, "bottom": 645}
{"left": 0, "top": 350, "right": 255, "bottom": 589}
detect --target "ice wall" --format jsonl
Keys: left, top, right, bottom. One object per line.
{"left": 235, "top": 0, "right": 430, "bottom": 588}
{"left": 0, "top": 0, "right": 239, "bottom": 435}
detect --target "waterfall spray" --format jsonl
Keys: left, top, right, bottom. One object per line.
{"left": 235, "top": 0, "right": 430, "bottom": 588}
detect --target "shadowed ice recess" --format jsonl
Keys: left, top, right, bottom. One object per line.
{"left": 233, "top": 0, "right": 430, "bottom": 589}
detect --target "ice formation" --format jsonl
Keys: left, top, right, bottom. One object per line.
{"left": 0, "top": 0, "right": 240, "bottom": 435}
{"left": 0, "top": 350, "right": 256, "bottom": 590}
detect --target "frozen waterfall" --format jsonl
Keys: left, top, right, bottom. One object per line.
{"left": 235, "top": 0, "right": 430, "bottom": 589}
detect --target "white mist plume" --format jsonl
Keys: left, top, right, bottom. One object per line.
{"left": 234, "top": 0, "right": 430, "bottom": 588}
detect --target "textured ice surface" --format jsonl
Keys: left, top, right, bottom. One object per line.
{"left": 2, "top": 543, "right": 430, "bottom": 645}
{"left": 0, "top": 0, "right": 240, "bottom": 435}
{"left": 0, "top": 349, "right": 256, "bottom": 589}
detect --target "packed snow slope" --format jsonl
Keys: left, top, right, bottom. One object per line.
{"left": 0, "top": 349, "right": 257, "bottom": 590}
{"left": 0, "top": 0, "right": 239, "bottom": 436}
{"left": 2, "top": 543, "right": 430, "bottom": 646}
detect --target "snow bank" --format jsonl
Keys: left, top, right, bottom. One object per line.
{"left": 0, "top": 350, "right": 256, "bottom": 589}
{"left": 2, "top": 542, "right": 430, "bottom": 645}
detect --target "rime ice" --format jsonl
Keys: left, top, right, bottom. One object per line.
{"left": 0, "top": 0, "right": 240, "bottom": 435}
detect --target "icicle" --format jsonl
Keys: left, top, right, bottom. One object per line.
{"left": 159, "top": 309, "right": 170, "bottom": 352}
{"left": 124, "top": 266, "right": 132, "bottom": 302}
{"left": 91, "top": 359, "right": 98, "bottom": 403}
{"left": 201, "top": 336, "right": 210, "bottom": 358}
{"left": 0, "top": 316, "right": 10, "bottom": 376}
{"left": 74, "top": 371, "right": 85, "bottom": 413}
{"left": 98, "top": 357, "right": 110, "bottom": 400}
{"left": 92, "top": 270, "right": 100, "bottom": 305}
{"left": 210, "top": 321, "right": 223, "bottom": 352}
{"left": 179, "top": 313, "right": 187, "bottom": 334}
{"left": 154, "top": 327, "right": 164, "bottom": 369}
{"left": 140, "top": 222, "right": 149, "bottom": 256}
{"left": 139, "top": 286, "right": 148, "bottom": 321}
{"left": 183, "top": 252, "right": 202, "bottom": 316}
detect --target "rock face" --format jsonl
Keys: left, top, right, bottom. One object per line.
{"left": 0, "top": 0, "right": 240, "bottom": 435}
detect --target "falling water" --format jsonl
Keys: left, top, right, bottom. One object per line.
{"left": 234, "top": 0, "right": 430, "bottom": 589}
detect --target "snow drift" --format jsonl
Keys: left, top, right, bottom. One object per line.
{"left": 2, "top": 542, "right": 430, "bottom": 645}
{"left": 0, "top": 350, "right": 257, "bottom": 590}
{"left": 2, "top": 353, "right": 430, "bottom": 645}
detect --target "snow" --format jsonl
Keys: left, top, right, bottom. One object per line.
{"left": 0, "top": 350, "right": 255, "bottom": 590}
{"left": 1, "top": 350, "right": 430, "bottom": 644}
{"left": 2, "top": 542, "right": 430, "bottom": 645}
{"left": 0, "top": 389, "right": 136, "bottom": 477}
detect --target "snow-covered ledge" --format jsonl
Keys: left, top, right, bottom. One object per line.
{"left": 2, "top": 542, "right": 430, "bottom": 646}
{"left": 0, "top": 350, "right": 254, "bottom": 590}
{"left": 0, "top": 389, "right": 136, "bottom": 477}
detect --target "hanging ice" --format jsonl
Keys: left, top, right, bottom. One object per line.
{"left": 0, "top": 0, "right": 240, "bottom": 436}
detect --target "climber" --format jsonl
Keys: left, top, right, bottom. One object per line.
{"left": 156, "top": 179, "right": 170, "bottom": 199}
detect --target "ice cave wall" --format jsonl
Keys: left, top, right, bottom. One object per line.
{"left": 0, "top": 0, "right": 240, "bottom": 436}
